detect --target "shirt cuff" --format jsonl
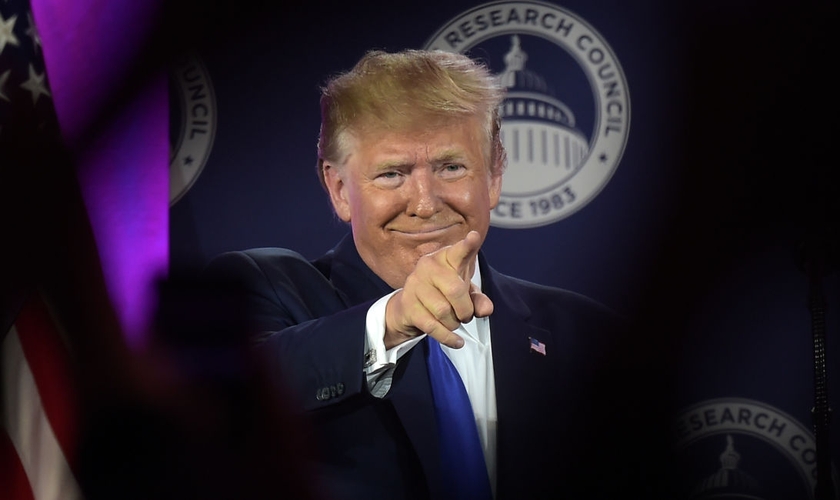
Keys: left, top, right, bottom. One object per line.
{"left": 364, "top": 290, "right": 425, "bottom": 398}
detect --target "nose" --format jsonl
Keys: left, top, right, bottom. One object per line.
{"left": 405, "top": 169, "right": 440, "bottom": 218}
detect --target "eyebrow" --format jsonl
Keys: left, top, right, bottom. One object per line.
{"left": 431, "top": 149, "right": 467, "bottom": 165}
{"left": 372, "top": 159, "right": 414, "bottom": 172}
{"left": 371, "top": 148, "right": 469, "bottom": 172}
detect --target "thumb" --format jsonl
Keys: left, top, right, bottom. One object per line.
{"left": 470, "top": 283, "right": 494, "bottom": 318}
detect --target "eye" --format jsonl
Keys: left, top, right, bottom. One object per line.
{"left": 373, "top": 170, "right": 404, "bottom": 187}
{"left": 440, "top": 163, "right": 466, "bottom": 178}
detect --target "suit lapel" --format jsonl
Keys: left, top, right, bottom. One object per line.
{"left": 482, "top": 259, "right": 557, "bottom": 405}
{"left": 483, "top": 263, "right": 560, "bottom": 498}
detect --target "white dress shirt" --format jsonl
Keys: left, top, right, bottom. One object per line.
{"left": 362, "top": 262, "right": 498, "bottom": 495}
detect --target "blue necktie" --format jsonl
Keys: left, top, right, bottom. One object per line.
{"left": 425, "top": 336, "right": 493, "bottom": 500}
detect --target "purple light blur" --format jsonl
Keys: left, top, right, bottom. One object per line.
{"left": 31, "top": 0, "right": 168, "bottom": 347}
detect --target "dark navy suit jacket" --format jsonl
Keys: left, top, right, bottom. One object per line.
{"left": 204, "top": 235, "right": 669, "bottom": 499}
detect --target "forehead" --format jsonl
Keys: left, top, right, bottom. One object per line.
{"left": 344, "top": 117, "right": 487, "bottom": 165}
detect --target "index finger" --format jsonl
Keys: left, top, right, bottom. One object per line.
{"left": 444, "top": 230, "right": 482, "bottom": 278}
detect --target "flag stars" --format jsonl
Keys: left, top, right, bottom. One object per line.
{"left": 0, "top": 69, "right": 10, "bottom": 102}
{"left": 0, "top": 12, "right": 20, "bottom": 55}
{"left": 20, "top": 63, "right": 50, "bottom": 104}
{"left": 26, "top": 12, "right": 40, "bottom": 53}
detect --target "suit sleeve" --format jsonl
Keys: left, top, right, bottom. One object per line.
{"left": 203, "top": 250, "right": 373, "bottom": 412}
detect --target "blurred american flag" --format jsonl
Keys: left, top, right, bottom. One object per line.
{"left": 1, "top": 0, "right": 84, "bottom": 498}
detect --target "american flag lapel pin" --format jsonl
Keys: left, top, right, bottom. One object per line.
{"left": 529, "top": 337, "right": 546, "bottom": 356}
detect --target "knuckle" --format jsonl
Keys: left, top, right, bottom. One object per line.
{"left": 419, "top": 317, "right": 440, "bottom": 334}
{"left": 442, "top": 318, "right": 461, "bottom": 331}
{"left": 430, "top": 301, "right": 453, "bottom": 319}
{"left": 404, "top": 273, "right": 421, "bottom": 290}
{"left": 417, "top": 252, "right": 437, "bottom": 267}
{"left": 442, "top": 280, "right": 467, "bottom": 298}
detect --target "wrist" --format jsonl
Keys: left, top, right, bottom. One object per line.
{"left": 384, "top": 290, "right": 414, "bottom": 349}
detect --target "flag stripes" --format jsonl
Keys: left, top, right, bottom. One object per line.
{"left": 2, "top": 295, "right": 83, "bottom": 500}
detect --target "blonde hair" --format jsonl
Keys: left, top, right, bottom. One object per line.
{"left": 316, "top": 49, "right": 506, "bottom": 188}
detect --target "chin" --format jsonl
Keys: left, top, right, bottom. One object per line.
{"left": 413, "top": 240, "right": 447, "bottom": 257}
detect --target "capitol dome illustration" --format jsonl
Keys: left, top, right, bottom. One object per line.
{"left": 496, "top": 35, "right": 589, "bottom": 196}
{"left": 689, "top": 435, "right": 766, "bottom": 500}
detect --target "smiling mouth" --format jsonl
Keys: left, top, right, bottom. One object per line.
{"left": 390, "top": 224, "right": 458, "bottom": 236}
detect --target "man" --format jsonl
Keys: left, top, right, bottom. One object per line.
{"left": 205, "top": 50, "right": 667, "bottom": 499}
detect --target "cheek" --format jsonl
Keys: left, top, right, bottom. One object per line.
{"left": 459, "top": 182, "right": 490, "bottom": 211}
{"left": 458, "top": 182, "right": 496, "bottom": 224}
{"left": 353, "top": 190, "right": 401, "bottom": 226}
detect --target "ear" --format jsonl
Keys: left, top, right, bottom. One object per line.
{"left": 322, "top": 161, "right": 352, "bottom": 222}
{"left": 488, "top": 167, "right": 503, "bottom": 210}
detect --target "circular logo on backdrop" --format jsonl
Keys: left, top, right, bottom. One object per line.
{"left": 170, "top": 55, "right": 217, "bottom": 205}
{"left": 673, "top": 398, "right": 840, "bottom": 499}
{"left": 425, "top": 1, "right": 630, "bottom": 228}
